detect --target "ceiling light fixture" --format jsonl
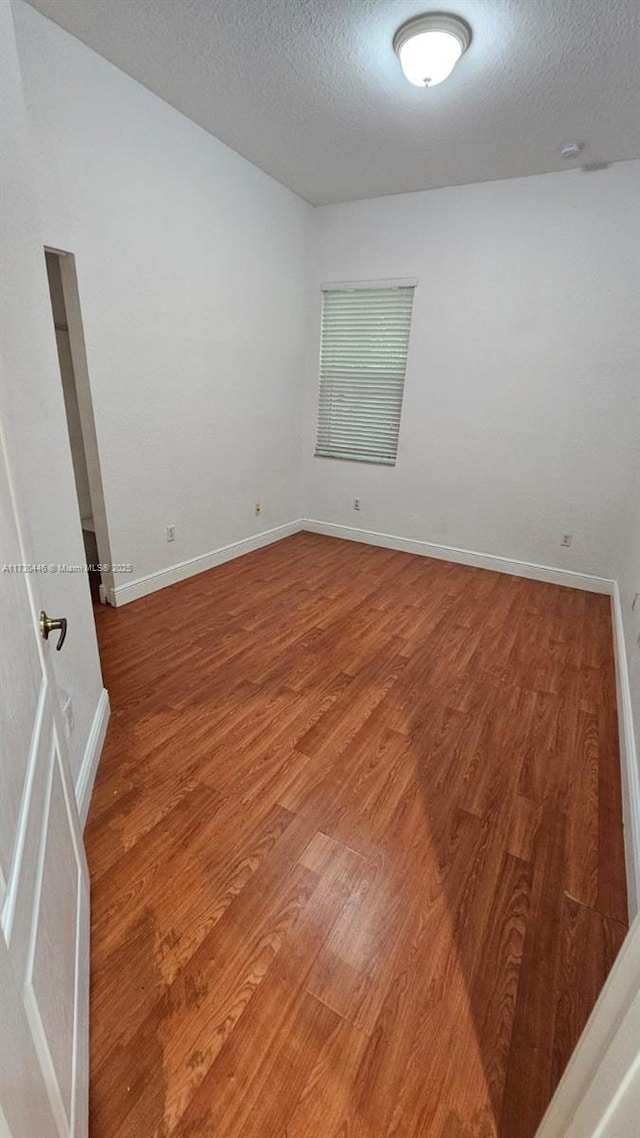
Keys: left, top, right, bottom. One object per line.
{"left": 393, "top": 12, "right": 472, "bottom": 89}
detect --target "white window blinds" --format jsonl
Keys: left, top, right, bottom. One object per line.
{"left": 315, "top": 283, "right": 415, "bottom": 465}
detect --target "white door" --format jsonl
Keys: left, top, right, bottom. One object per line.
{"left": 0, "top": 428, "right": 89, "bottom": 1138}
{"left": 1, "top": 3, "right": 90, "bottom": 1135}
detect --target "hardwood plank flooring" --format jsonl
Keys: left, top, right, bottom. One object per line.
{"left": 87, "top": 532, "right": 628, "bottom": 1138}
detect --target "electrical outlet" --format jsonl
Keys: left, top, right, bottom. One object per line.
{"left": 353, "top": 497, "right": 361, "bottom": 511}
{"left": 253, "top": 502, "right": 262, "bottom": 517}
{"left": 166, "top": 525, "right": 176, "bottom": 542}
{"left": 560, "top": 533, "right": 572, "bottom": 547}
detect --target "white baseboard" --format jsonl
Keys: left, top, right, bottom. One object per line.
{"left": 75, "top": 688, "right": 110, "bottom": 828}
{"left": 110, "top": 517, "right": 614, "bottom": 606}
{"left": 109, "top": 520, "right": 304, "bottom": 606}
{"left": 302, "top": 519, "right": 615, "bottom": 595}
{"left": 611, "top": 584, "right": 640, "bottom": 920}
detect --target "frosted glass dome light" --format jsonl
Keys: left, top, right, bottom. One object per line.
{"left": 393, "top": 13, "right": 472, "bottom": 88}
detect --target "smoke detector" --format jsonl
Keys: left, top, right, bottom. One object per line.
{"left": 559, "top": 141, "right": 585, "bottom": 160}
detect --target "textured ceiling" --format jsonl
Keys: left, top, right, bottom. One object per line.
{"left": 25, "top": 0, "right": 640, "bottom": 204}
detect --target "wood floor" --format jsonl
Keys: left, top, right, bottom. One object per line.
{"left": 87, "top": 532, "right": 628, "bottom": 1138}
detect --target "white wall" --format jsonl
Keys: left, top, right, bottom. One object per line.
{"left": 14, "top": 0, "right": 312, "bottom": 596}
{"left": 303, "top": 164, "right": 640, "bottom": 580}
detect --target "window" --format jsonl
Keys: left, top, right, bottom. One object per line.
{"left": 315, "top": 282, "right": 415, "bottom": 466}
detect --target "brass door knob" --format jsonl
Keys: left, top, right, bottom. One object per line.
{"left": 40, "top": 610, "right": 68, "bottom": 651}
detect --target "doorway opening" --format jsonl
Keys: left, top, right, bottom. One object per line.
{"left": 44, "top": 248, "right": 114, "bottom": 607}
